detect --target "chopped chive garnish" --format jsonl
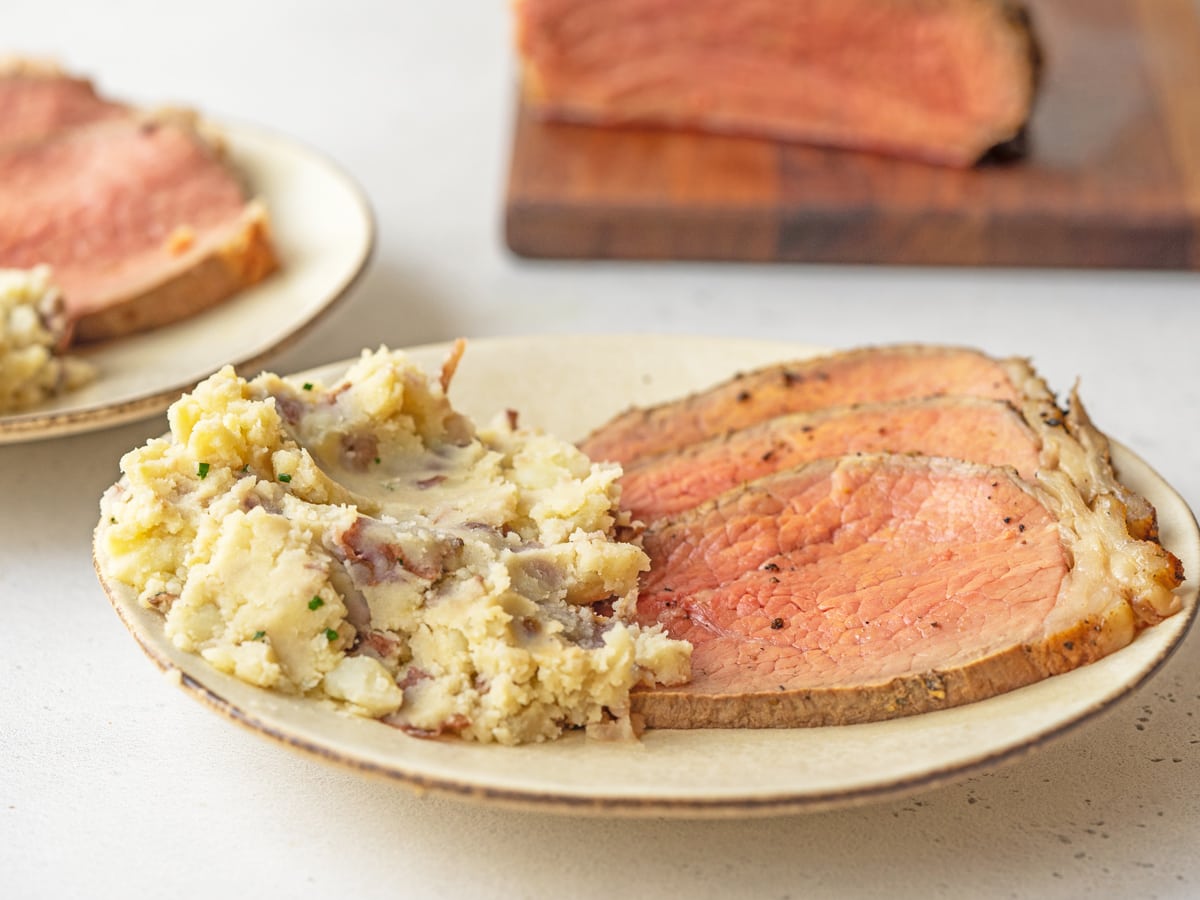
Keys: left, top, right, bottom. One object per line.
{"left": 302, "top": 382, "right": 314, "bottom": 391}
{"left": 308, "top": 596, "right": 324, "bottom": 610}
{"left": 324, "top": 628, "right": 339, "bottom": 642}
{"left": 251, "top": 630, "right": 266, "bottom": 641}
{"left": 197, "top": 462, "right": 210, "bottom": 479}
{"left": 374, "top": 457, "right": 381, "bottom": 464}
{"left": 241, "top": 464, "right": 250, "bottom": 473}
{"left": 278, "top": 473, "right": 292, "bottom": 483}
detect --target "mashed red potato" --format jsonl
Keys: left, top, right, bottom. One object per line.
{"left": 0, "top": 266, "right": 94, "bottom": 412}
{"left": 97, "top": 345, "right": 690, "bottom": 744}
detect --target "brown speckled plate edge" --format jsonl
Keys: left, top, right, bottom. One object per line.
{"left": 91, "top": 335, "right": 1200, "bottom": 818}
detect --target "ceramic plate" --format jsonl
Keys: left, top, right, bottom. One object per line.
{"left": 94, "top": 335, "right": 1200, "bottom": 818}
{"left": 0, "top": 121, "right": 373, "bottom": 444}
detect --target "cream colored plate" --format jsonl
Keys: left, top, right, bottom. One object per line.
{"left": 94, "top": 335, "right": 1200, "bottom": 818}
{"left": 0, "top": 121, "right": 374, "bottom": 444}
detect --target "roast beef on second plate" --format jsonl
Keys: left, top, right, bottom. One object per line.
{"left": 0, "top": 61, "right": 278, "bottom": 343}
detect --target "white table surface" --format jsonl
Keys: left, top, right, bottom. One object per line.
{"left": 5, "top": 2, "right": 1200, "bottom": 897}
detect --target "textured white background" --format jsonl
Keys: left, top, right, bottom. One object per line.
{"left": 4, "top": 2, "right": 1199, "bottom": 897}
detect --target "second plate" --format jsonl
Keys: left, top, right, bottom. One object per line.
{"left": 0, "top": 120, "right": 374, "bottom": 444}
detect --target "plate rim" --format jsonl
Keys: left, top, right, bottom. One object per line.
{"left": 0, "top": 118, "right": 376, "bottom": 444}
{"left": 92, "top": 335, "right": 1200, "bottom": 817}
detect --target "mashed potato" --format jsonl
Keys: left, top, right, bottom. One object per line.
{"left": 97, "top": 345, "right": 690, "bottom": 744}
{"left": 0, "top": 266, "right": 94, "bottom": 412}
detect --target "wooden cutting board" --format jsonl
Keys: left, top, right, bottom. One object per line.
{"left": 504, "top": 0, "right": 1200, "bottom": 269}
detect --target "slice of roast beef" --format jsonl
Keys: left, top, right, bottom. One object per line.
{"left": 0, "top": 59, "right": 127, "bottom": 148}
{"left": 631, "top": 453, "right": 1183, "bottom": 729}
{"left": 619, "top": 396, "right": 1042, "bottom": 523}
{"left": 586, "top": 345, "right": 1159, "bottom": 542}
{"left": 513, "top": 0, "right": 1041, "bottom": 167}
{"left": 0, "top": 112, "right": 277, "bottom": 341}
{"left": 580, "top": 345, "right": 1023, "bottom": 465}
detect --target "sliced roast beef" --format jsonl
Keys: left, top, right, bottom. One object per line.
{"left": 0, "top": 59, "right": 126, "bottom": 148}
{"left": 514, "top": 0, "right": 1041, "bottom": 167}
{"left": 631, "top": 453, "right": 1183, "bottom": 729}
{"left": 0, "top": 112, "right": 277, "bottom": 341}
{"left": 587, "top": 345, "right": 1159, "bottom": 542}
{"left": 619, "top": 396, "right": 1042, "bottom": 523}
{"left": 581, "top": 345, "right": 1023, "bottom": 465}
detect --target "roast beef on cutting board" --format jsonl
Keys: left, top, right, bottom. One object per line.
{"left": 514, "top": 0, "right": 1041, "bottom": 166}
{"left": 593, "top": 345, "right": 1184, "bottom": 728}
{"left": 0, "top": 62, "right": 277, "bottom": 342}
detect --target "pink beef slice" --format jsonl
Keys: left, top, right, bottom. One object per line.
{"left": 0, "top": 113, "right": 277, "bottom": 341}
{"left": 0, "top": 60, "right": 127, "bottom": 147}
{"left": 618, "top": 396, "right": 1043, "bottom": 523}
{"left": 631, "top": 453, "right": 1183, "bottom": 729}
{"left": 584, "top": 344, "right": 1162, "bottom": 543}
{"left": 580, "top": 345, "right": 1026, "bottom": 466}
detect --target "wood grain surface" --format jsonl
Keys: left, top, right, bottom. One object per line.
{"left": 504, "top": 0, "right": 1200, "bottom": 269}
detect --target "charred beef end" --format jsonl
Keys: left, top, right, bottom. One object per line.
{"left": 978, "top": 124, "right": 1030, "bottom": 165}
{"left": 978, "top": 2, "right": 1043, "bottom": 165}
{"left": 514, "top": 0, "right": 1043, "bottom": 167}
